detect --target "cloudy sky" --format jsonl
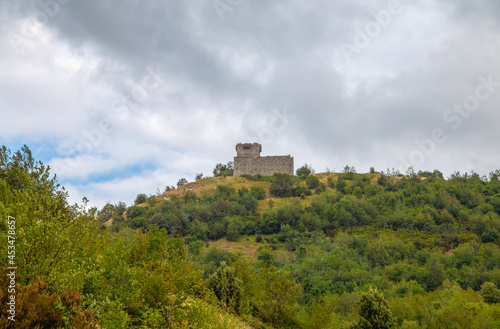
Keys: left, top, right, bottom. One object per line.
{"left": 1, "top": 0, "right": 500, "bottom": 208}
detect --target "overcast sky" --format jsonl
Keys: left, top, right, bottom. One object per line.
{"left": 1, "top": 0, "right": 500, "bottom": 208}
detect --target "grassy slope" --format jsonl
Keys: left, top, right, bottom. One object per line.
{"left": 154, "top": 173, "right": 350, "bottom": 258}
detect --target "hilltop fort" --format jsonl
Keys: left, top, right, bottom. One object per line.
{"left": 233, "top": 143, "right": 294, "bottom": 176}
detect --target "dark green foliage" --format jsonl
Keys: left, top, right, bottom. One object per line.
{"left": 257, "top": 248, "right": 274, "bottom": 266}
{"left": 98, "top": 202, "right": 116, "bottom": 223}
{"left": 259, "top": 211, "right": 281, "bottom": 234}
{"left": 201, "top": 248, "right": 234, "bottom": 276}
{"left": 238, "top": 192, "right": 258, "bottom": 212}
{"left": 10, "top": 145, "right": 500, "bottom": 327}
{"left": 127, "top": 206, "right": 146, "bottom": 219}
{"left": 134, "top": 193, "right": 147, "bottom": 205}
{"left": 188, "top": 220, "right": 208, "bottom": 241}
{"left": 306, "top": 175, "right": 320, "bottom": 189}
{"left": 177, "top": 178, "right": 188, "bottom": 188}
{"left": 227, "top": 216, "right": 243, "bottom": 241}
{"left": 327, "top": 176, "right": 336, "bottom": 189}
{"left": 243, "top": 220, "right": 256, "bottom": 235}
{"left": 481, "top": 227, "right": 500, "bottom": 244}
{"left": 209, "top": 221, "right": 227, "bottom": 240}
{"left": 183, "top": 191, "right": 197, "bottom": 203}
{"left": 250, "top": 185, "right": 266, "bottom": 200}
{"left": 216, "top": 184, "right": 236, "bottom": 199}
{"left": 240, "top": 174, "right": 276, "bottom": 182}
{"left": 270, "top": 173, "right": 294, "bottom": 197}
{"left": 337, "top": 178, "right": 347, "bottom": 193}
{"left": 352, "top": 287, "right": 396, "bottom": 329}
{"left": 296, "top": 163, "right": 314, "bottom": 177}
{"left": 480, "top": 282, "right": 500, "bottom": 304}
{"left": 293, "top": 185, "right": 312, "bottom": 197}
{"left": 253, "top": 266, "right": 302, "bottom": 328}
{"left": 213, "top": 161, "right": 233, "bottom": 177}
{"left": 208, "top": 262, "right": 243, "bottom": 311}
{"left": 343, "top": 165, "right": 357, "bottom": 179}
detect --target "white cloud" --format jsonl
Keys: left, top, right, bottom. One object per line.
{"left": 2, "top": 0, "right": 500, "bottom": 207}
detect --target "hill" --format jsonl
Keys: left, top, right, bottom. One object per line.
{"left": 101, "top": 168, "right": 500, "bottom": 328}
{"left": 4, "top": 145, "right": 500, "bottom": 328}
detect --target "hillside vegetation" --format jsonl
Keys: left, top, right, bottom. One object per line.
{"left": 3, "top": 146, "right": 500, "bottom": 328}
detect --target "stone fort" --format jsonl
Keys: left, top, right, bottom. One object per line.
{"left": 233, "top": 143, "right": 294, "bottom": 176}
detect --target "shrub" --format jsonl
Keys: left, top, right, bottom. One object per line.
{"left": 243, "top": 220, "right": 256, "bottom": 235}
{"left": 177, "top": 178, "right": 188, "bottom": 188}
{"left": 482, "top": 228, "right": 500, "bottom": 244}
{"left": 208, "top": 262, "right": 243, "bottom": 311}
{"left": 239, "top": 193, "right": 258, "bottom": 212}
{"left": 134, "top": 193, "right": 147, "bottom": 205}
{"left": 240, "top": 174, "right": 276, "bottom": 182}
{"left": 293, "top": 185, "right": 312, "bottom": 197}
{"left": 352, "top": 287, "right": 396, "bottom": 329}
{"left": 227, "top": 217, "right": 243, "bottom": 241}
{"left": 209, "top": 222, "right": 226, "bottom": 240}
{"left": 215, "top": 185, "right": 236, "bottom": 199}
{"left": 306, "top": 175, "right": 320, "bottom": 189}
{"left": 250, "top": 185, "right": 266, "bottom": 200}
{"left": 188, "top": 240, "right": 205, "bottom": 256}
{"left": 253, "top": 266, "right": 302, "bottom": 327}
{"left": 259, "top": 212, "right": 280, "bottom": 234}
{"left": 270, "top": 173, "right": 294, "bottom": 197}
{"left": 0, "top": 276, "right": 98, "bottom": 329}
{"left": 257, "top": 248, "right": 274, "bottom": 266}
{"left": 127, "top": 206, "right": 146, "bottom": 219}
{"left": 296, "top": 163, "right": 314, "bottom": 176}
{"left": 336, "top": 179, "right": 347, "bottom": 193}
{"left": 213, "top": 162, "right": 233, "bottom": 177}
{"left": 480, "top": 282, "right": 500, "bottom": 304}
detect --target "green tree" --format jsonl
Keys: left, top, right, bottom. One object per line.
{"left": 296, "top": 163, "right": 314, "bottom": 176}
{"left": 306, "top": 175, "right": 320, "bottom": 189}
{"left": 177, "top": 178, "right": 188, "bottom": 188}
{"left": 253, "top": 266, "right": 302, "bottom": 328}
{"left": 480, "top": 282, "right": 500, "bottom": 304}
{"left": 227, "top": 216, "right": 243, "bottom": 241}
{"left": 215, "top": 184, "right": 236, "bottom": 199}
{"left": 0, "top": 145, "right": 101, "bottom": 291}
{"left": 343, "top": 165, "right": 357, "bottom": 174}
{"left": 98, "top": 202, "right": 115, "bottom": 223}
{"left": 270, "top": 173, "right": 294, "bottom": 197}
{"left": 213, "top": 161, "right": 234, "bottom": 177}
{"left": 259, "top": 211, "right": 280, "bottom": 234}
{"left": 134, "top": 193, "right": 147, "bottom": 205}
{"left": 336, "top": 179, "right": 347, "bottom": 193}
{"left": 352, "top": 287, "right": 396, "bottom": 329}
{"left": 250, "top": 185, "right": 266, "bottom": 200}
{"left": 257, "top": 247, "right": 274, "bottom": 266}
{"left": 208, "top": 261, "right": 243, "bottom": 311}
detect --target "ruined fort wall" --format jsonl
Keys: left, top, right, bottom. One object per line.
{"left": 233, "top": 155, "right": 294, "bottom": 176}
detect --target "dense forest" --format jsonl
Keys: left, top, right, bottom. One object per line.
{"left": 3, "top": 146, "right": 500, "bottom": 328}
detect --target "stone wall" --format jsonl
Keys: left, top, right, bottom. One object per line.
{"left": 233, "top": 143, "right": 294, "bottom": 176}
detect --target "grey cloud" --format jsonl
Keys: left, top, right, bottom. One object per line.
{"left": 2, "top": 0, "right": 500, "bottom": 206}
